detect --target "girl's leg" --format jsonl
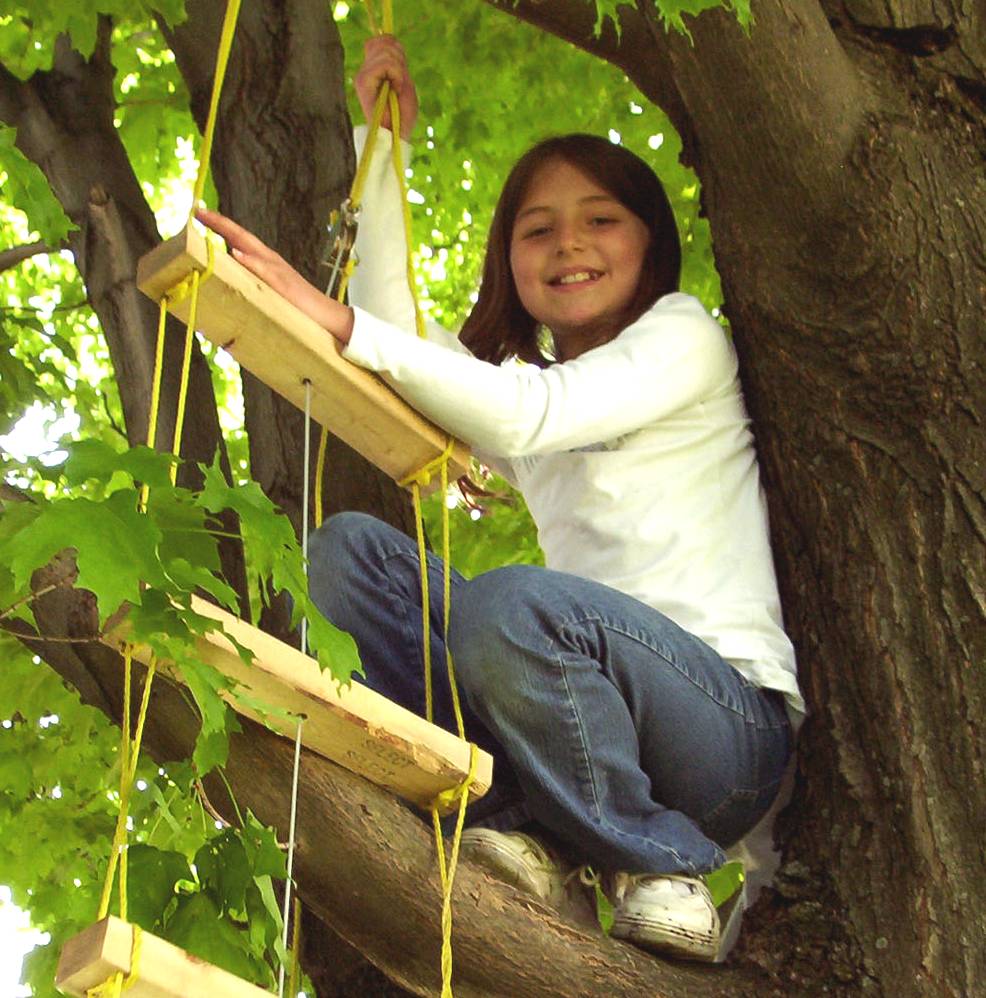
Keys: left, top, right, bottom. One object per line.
{"left": 448, "top": 563, "right": 792, "bottom": 876}
{"left": 306, "top": 512, "right": 525, "bottom": 824}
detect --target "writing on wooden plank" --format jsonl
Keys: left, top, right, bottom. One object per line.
{"left": 136, "top": 225, "right": 470, "bottom": 487}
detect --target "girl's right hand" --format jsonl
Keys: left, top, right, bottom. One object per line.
{"left": 354, "top": 35, "right": 418, "bottom": 140}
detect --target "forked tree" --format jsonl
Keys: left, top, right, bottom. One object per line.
{"left": 1, "top": 0, "right": 983, "bottom": 995}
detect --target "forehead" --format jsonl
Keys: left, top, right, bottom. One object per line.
{"left": 517, "top": 159, "right": 619, "bottom": 216}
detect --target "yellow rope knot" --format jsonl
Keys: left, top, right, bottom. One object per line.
{"left": 430, "top": 742, "right": 479, "bottom": 813}
{"left": 397, "top": 436, "right": 456, "bottom": 490}
{"left": 85, "top": 924, "right": 143, "bottom": 998}
{"left": 160, "top": 232, "right": 220, "bottom": 307}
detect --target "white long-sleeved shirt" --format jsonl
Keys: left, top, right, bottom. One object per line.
{"left": 344, "top": 126, "right": 803, "bottom": 715}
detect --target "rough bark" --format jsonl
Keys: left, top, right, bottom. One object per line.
{"left": 3, "top": 0, "right": 984, "bottom": 995}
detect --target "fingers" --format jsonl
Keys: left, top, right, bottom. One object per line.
{"left": 354, "top": 35, "right": 417, "bottom": 136}
{"left": 195, "top": 206, "right": 276, "bottom": 260}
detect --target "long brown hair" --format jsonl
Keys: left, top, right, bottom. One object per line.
{"left": 460, "top": 134, "right": 682, "bottom": 365}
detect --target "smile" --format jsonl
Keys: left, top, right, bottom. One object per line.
{"left": 549, "top": 269, "right": 603, "bottom": 287}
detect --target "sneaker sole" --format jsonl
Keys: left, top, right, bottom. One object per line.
{"left": 611, "top": 913, "right": 719, "bottom": 961}
{"left": 460, "top": 835, "right": 550, "bottom": 899}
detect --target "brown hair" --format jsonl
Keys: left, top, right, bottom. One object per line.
{"left": 460, "top": 134, "right": 682, "bottom": 365}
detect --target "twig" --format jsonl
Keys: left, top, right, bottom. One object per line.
{"left": 0, "top": 581, "right": 68, "bottom": 621}
{"left": 0, "top": 241, "right": 54, "bottom": 274}
{"left": 194, "top": 778, "right": 231, "bottom": 828}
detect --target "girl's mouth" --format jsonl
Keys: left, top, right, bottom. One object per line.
{"left": 548, "top": 269, "right": 603, "bottom": 287}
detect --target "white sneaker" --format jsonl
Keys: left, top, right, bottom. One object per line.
{"left": 460, "top": 829, "right": 569, "bottom": 905}
{"left": 609, "top": 872, "right": 720, "bottom": 961}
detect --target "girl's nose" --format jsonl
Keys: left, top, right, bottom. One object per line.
{"left": 555, "top": 221, "right": 585, "bottom": 253}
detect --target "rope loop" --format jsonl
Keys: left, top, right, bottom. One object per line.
{"left": 397, "top": 436, "right": 456, "bottom": 490}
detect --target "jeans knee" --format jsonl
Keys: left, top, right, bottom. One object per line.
{"left": 307, "top": 512, "right": 389, "bottom": 621}
{"left": 448, "top": 565, "right": 545, "bottom": 694}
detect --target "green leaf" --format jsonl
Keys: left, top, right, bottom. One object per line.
{"left": 194, "top": 831, "right": 252, "bottom": 916}
{"left": 164, "top": 891, "right": 265, "bottom": 984}
{"left": 0, "top": 126, "right": 76, "bottom": 241}
{"left": 63, "top": 440, "right": 178, "bottom": 490}
{"left": 145, "top": 484, "right": 223, "bottom": 574}
{"left": 1, "top": 490, "right": 165, "bottom": 621}
{"left": 180, "top": 661, "right": 240, "bottom": 776}
{"left": 246, "top": 876, "right": 285, "bottom": 965}
{"left": 704, "top": 860, "right": 745, "bottom": 907}
{"left": 241, "top": 812, "right": 287, "bottom": 881}
{"left": 196, "top": 455, "right": 361, "bottom": 683}
{"left": 163, "top": 557, "right": 240, "bottom": 613}
{"left": 593, "top": 878, "right": 615, "bottom": 934}
{"left": 126, "top": 843, "right": 192, "bottom": 931}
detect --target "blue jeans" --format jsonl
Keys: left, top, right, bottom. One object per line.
{"left": 308, "top": 512, "right": 792, "bottom": 876}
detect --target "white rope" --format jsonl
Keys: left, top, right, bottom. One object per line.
{"left": 299, "top": 379, "right": 312, "bottom": 656}
{"left": 278, "top": 718, "right": 304, "bottom": 998}
{"left": 278, "top": 379, "right": 312, "bottom": 997}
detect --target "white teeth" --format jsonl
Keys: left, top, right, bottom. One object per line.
{"left": 557, "top": 271, "right": 597, "bottom": 285}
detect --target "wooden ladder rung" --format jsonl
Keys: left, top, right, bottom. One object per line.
{"left": 56, "top": 916, "right": 272, "bottom": 997}
{"left": 136, "top": 225, "right": 471, "bottom": 487}
{"left": 107, "top": 596, "right": 492, "bottom": 812}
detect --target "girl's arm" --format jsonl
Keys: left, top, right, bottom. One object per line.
{"left": 348, "top": 41, "right": 467, "bottom": 353}
{"left": 344, "top": 293, "right": 738, "bottom": 457}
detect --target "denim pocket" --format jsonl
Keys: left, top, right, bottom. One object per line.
{"left": 699, "top": 778, "right": 784, "bottom": 847}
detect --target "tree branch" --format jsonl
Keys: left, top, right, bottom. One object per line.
{"left": 0, "top": 240, "right": 55, "bottom": 273}
{"left": 484, "top": 0, "right": 866, "bottom": 227}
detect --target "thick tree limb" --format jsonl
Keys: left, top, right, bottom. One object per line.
{"left": 18, "top": 578, "right": 774, "bottom": 998}
{"left": 486, "top": 0, "right": 865, "bottom": 228}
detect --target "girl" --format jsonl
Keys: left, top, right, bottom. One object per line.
{"left": 199, "top": 37, "right": 803, "bottom": 962}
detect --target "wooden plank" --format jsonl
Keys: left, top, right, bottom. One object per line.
{"left": 136, "top": 224, "right": 470, "bottom": 487}
{"left": 108, "top": 596, "right": 492, "bottom": 813}
{"left": 56, "top": 916, "right": 273, "bottom": 997}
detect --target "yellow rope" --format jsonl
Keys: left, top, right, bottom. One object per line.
{"left": 88, "top": 6, "right": 241, "bottom": 993}
{"left": 430, "top": 743, "right": 477, "bottom": 998}
{"left": 190, "top": 0, "right": 243, "bottom": 218}
{"left": 342, "top": 8, "right": 475, "bottom": 994}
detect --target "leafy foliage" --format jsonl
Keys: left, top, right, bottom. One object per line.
{"left": 0, "top": 127, "right": 74, "bottom": 245}
{"left": 593, "top": 0, "right": 751, "bottom": 36}
{"left": 337, "top": 0, "right": 722, "bottom": 327}
{"left": 0, "top": 441, "right": 361, "bottom": 782}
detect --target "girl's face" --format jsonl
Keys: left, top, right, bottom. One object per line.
{"left": 509, "top": 158, "right": 650, "bottom": 361}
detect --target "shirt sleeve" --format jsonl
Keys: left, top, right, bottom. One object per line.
{"left": 343, "top": 293, "right": 739, "bottom": 458}
{"left": 347, "top": 125, "right": 465, "bottom": 354}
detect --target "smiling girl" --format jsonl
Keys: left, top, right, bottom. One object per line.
{"left": 198, "top": 37, "right": 803, "bottom": 962}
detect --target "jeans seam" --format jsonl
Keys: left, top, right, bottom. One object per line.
{"left": 556, "top": 651, "right": 698, "bottom": 873}
{"left": 562, "top": 613, "right": 779, "bottom": 724}
{"left": 556, "top": 651, "right": 603, "bottom": 822}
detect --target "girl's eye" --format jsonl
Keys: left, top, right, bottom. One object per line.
{"left": 590, "top": 216, "right": 617, "bottom": 226}
{"left": 522, "top": 226, "right": 550, "bottom": 239}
